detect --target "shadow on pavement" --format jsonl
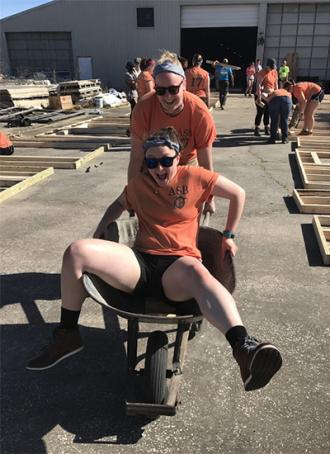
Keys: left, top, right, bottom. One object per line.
{"left": 300, "top": 224, "right": 324, "bottom": 267}
{"left": 288, "top": 152, "right": 304, "bottom": 189}
{"left": 283, "top": 196, "right": 300, "bottom": 214}
{"left": 214, "top": 134, "right": 267, "bottom": 148}
{"left": 1, "top": 273, "right": 151, "bottom": 453}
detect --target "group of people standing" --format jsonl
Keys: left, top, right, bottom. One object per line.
{"left": 250, "top": 57, "right": 324, "bottom": 143}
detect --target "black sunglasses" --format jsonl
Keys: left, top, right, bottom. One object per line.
{"left": 155, "top": 81, "right": 183, "bottom": 96}
{"left": 145, "top": 154, "right": 177, "bottom": 169}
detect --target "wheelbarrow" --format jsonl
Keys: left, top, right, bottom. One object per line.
{"left": 83, "top": 218, "right": 235, "bottom": 417}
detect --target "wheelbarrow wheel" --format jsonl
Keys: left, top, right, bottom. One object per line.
{"left": 144, "top": 331, "right": 168, "bottom": 404}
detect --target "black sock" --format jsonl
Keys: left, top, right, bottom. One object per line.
{"left": 60, "top": 307, "right": 81, "bottom": 330}
{"left": 225, "top": 325, "right": 248, "bottom": 350}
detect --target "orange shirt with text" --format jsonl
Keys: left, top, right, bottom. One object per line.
{"left": 185, "top": 67, "right": 209, "bottom": 98}
{"left": 125, "top": 166, "right": 219, "bottom": 258}
{"left": 131, "top": 91, "right": 216, "bottom": 164}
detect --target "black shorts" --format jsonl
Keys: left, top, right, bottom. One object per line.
{"left": 132, "top": 249, "right": 181, "bottom": 301}
{"left": 310, "top": 90, "right": 324, "bottom": 102}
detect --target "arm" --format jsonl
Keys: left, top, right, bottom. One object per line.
{"left": 211, "top": 175, "right": 246, "bottom": 257}
{"left": 197, "top": 145, "right": 216, "bottom": 214}
{"left": 128, "top": 136, "right": 144, "bottom": 181}
{"left": 93, "top": 191, "right": 127, "bottom": 239}
{"left": 206, "top": 75, "right": 211, "bottom": 107}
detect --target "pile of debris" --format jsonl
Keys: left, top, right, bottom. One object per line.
{"left": 0, "top": 85, "right": 50, "bottom": 108}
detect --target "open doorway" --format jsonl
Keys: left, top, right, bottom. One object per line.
{"left": 181, "top": 27, "right": 258, "bottom": 88}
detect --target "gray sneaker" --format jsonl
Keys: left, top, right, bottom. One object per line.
{"left": 233, "top": 336, "right": 282, "bottom": 391}
{"left": 26, "top": 327, "right": 84, "bottom": 370}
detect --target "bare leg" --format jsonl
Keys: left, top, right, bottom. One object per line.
{"left": 61, "top": 239, "right": 141, "bottom": 311}
{"left": 162, "top": 257, "right": 243, "bottom": 334}
{"left": 304, "top": 100, "right": 319, "bottom": 131}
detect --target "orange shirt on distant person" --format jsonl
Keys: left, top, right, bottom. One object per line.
{"left": 131, "top": 91, "right": 216, "bottom": 164}
{"left": 136, "top": 71, "right": 154, "bottom": 100}
{"left": 267, "top": 89, "right": 292, "bottom": 101}
{"left": 292, "top": 82, "right": 321, "bottom": 102}
{"left": 185, "top": 67, "right": 209, "bottom": 98}
{"left": 257, "top": 69, "right": 278, "bottom": 91}
{"left": 124, "top": 166, "right": 219, "bottom": 258}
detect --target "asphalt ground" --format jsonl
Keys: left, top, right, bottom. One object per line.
{"left": 1, "top": 94, "right": 329, "bottom": 454}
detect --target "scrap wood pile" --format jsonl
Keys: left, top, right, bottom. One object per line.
{"left": 58, "top": 79, "right": 102, "bottom": 101}
{"left": 291, "top": 96, "right": 330, "bottom": 265}
{"left": 0, "top": 105, "right": 85, "bottom": 127}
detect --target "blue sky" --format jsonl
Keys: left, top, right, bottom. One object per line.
{"left": 0, "top": 0, "right": 53, "bottom": 19}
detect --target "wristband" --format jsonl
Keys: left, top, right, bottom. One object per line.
{"left": 222, "top": 230, "right": 235, "bottom": 239}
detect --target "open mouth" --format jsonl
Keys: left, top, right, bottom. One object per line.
{"left": 156, "top": 173, "right": 168, "bottom": 182}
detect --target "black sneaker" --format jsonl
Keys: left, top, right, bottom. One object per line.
{"left": 264, "top": 126, "right": 270, "bottom": 135}
{"left": 266, "top": 138, "right": 276, "bottom": 144}
{"left": 233, "top": 336, "right": 282, "bottom": 391}
{"left": 254, "top": 127, "right": 261, "bottom": 137}
{"left": 26, "top": 327, "right": 84, "bottom": 370}
{"left": 282, "top": 138, "right": 289, "bottom": 144}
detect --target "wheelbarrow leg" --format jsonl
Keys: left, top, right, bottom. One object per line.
{"left": 127, "top": 317, "right": 139, "bottom": 372}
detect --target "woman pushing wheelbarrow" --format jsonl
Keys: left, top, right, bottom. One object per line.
{"left": 27, "top": 127, "right": 282, "bottom": 399}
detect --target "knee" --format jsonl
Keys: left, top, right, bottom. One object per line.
{"left": 184, "top": 260, "right": 210, "bottom": 285}
{"left": 63, "top": 239, "right": 92, "bottom": 264}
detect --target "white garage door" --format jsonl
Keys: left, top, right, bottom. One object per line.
{"left": 181, "top": 4, "right": 259, "bottom": 28}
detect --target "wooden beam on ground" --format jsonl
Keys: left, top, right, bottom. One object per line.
{"left": 0, "top": 167, "right": 54, "bottom": 204}
{"left": 312, "top": 215, "right": 330, "bottom": 265}
{"left": 12, "top": 140, "right": 109, "bottom": 150}
{"left": 0, "top": 147, "right": 104, "bottom": 170}
{"left": 292, "top": 189, "right": 330, "bottom": 214}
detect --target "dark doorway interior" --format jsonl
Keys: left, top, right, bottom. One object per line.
{"left": 181, "top": 27, "right": 258, "bottom": 88}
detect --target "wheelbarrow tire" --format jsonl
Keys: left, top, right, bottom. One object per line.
{"left": 144, "top": 331, "right": 168, "bottom": 404}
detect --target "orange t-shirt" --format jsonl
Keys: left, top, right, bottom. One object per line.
{"left": 136, "top": 71, "right": 154, "bottom": 99}
{"left": 125, "top": 166, "right": 219, "bottom": 258}
{"left": 292, "top": 82, "right": 321, "bottom": 102}
{"left": 257, "top": 69, "right": 278, "bottom": 91}
{"left": 131, "top": 91, "right": 216, "bottom": 164}
{"left": 185, "top": 67, "right": 209, "bottom": 98}
{"left": 268, "top": 89, "right": 292, "bottom": 101}
{"left": 0, "top": 132, "right": 12, "bottom": 148}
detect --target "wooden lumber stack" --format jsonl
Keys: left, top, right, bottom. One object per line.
{"left": 290, "top": 95, "right": 330, "bottom": 264}
{"left": 58, "top": 79, "right": 102, "bottom": 101}
{"left": 0, "top": 86, "right": 50, "bottom": 108}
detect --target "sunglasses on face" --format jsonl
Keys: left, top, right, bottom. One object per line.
{"left": 155, "top": 81, "right": 183, "bottom": 96}
{"left": 145, "top": 154, "right": 177, "bottom": 169}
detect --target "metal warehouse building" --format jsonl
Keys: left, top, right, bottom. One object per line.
{"left": 1, "top": 0, "right": 329, "bottom": 89}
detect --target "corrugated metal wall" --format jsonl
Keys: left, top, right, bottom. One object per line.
{"left": 5, "top": 32, "right": 74, "bottom": 80}
{"left": 264, "top": 3, "right": 330, "bottom": 80}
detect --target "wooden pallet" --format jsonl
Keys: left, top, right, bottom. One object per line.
{"left": 0, "top": 167, "right": 54, "bottom": 204}
{"left": 0, "top": 147, "right": 104, "bottom": 170}
{"left": 296, "top": 137, "right": 330, "bottom": 149}
{"left": 312, "top": 215, "right": 330, "bottom": 265}
{"left": 296, "top": 151, "right": 330, "bottom": 190}
{"left": 292, "top": 189, "right": 330, "bottom": 214}
{"left": 295, "top": 150, "right": 330, "bottom": 165}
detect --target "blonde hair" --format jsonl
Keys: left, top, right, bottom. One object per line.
{"left": 158, "top": 50, "right": 181, "bottom": 66}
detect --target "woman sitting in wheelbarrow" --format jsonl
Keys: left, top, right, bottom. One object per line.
{"left": 27, "top": 127, "right": 282, "bottom": 391}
